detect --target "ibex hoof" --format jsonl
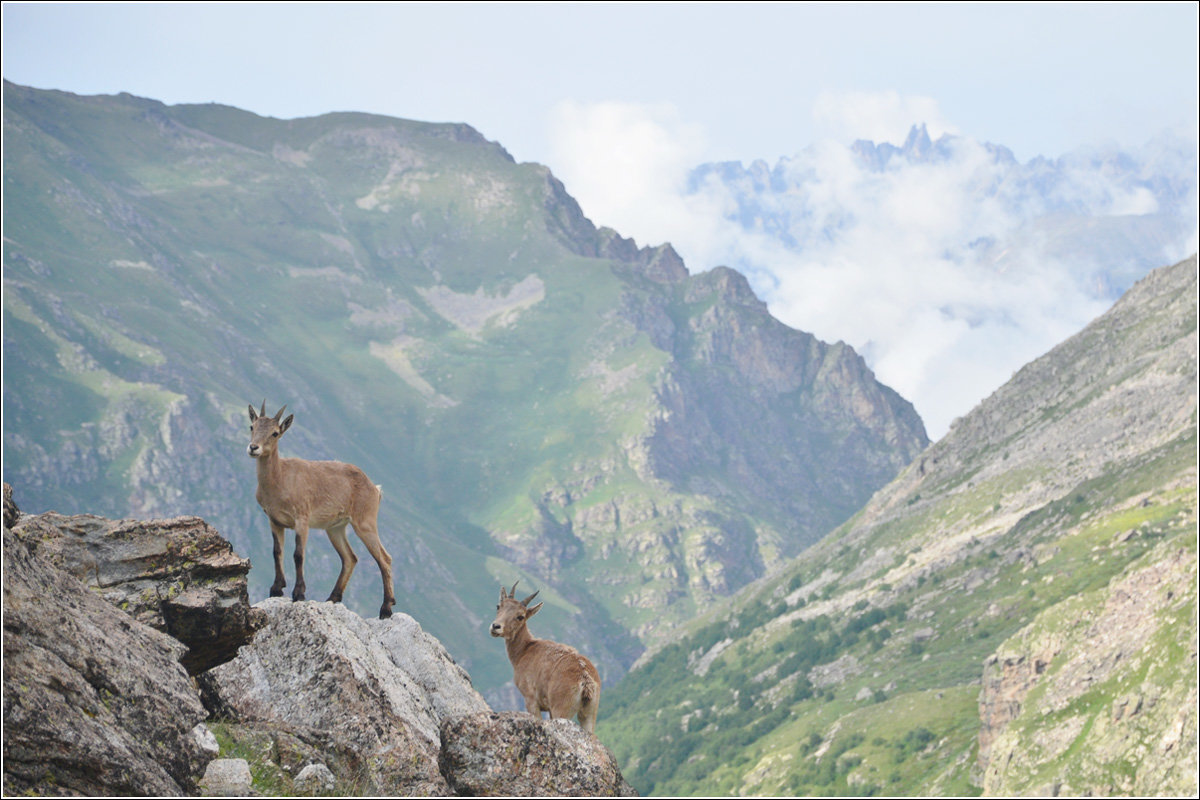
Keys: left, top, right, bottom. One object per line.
{"left": 379, "top": 605, "right": 393, "bottom": 620}
{"left": 327, "top": 593, "right": 342, "bottom": 604}
{"left": 292, "top": 590, "right": 306, "bottom": 602}
{"left": 269, "top": 586, "right": 284, "bottom": 598}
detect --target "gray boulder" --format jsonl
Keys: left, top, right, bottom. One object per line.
{"left": 2, "top": 526, "right": 213, "bottom": 795}
{"left": 295, "top": 762, "right": 337, "bottom": 794}
{"left": 199, "top": 758, "right": 253, "bottom": 796}
{"left": 439, "top": 712, "right": 636, "bottom": 796}
{"left": 10, "top": 509, "right": 264, "bottom": 674}
{"left": 201, "top": 597, "right": 491, "bottom": 795}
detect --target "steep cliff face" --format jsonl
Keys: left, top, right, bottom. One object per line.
{"left": 2, "top": 81, "right": 925, "bottom": 695}
{"left": 599, "top": 256, "right": 1197, "bottom": 796}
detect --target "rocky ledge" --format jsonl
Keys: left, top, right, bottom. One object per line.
{"left": 2, "top": 484, "right": 635, "bottom": 796}
{"left": 9, "top": 506, "right": 264, "bottom": 674}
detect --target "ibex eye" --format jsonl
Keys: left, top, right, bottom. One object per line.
{"left": 517, "top": 614, "right": 525, "bottom": 621}
{"left": 272, "top": 432, "right": 280, "bottom": 438}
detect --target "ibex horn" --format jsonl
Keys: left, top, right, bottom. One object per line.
{"left": 521, "top": 590, "right": 539, "bottom": 606}
{"left": 509, "top": 579, "right": 520, "bottom": 598}
{"left": 274, "top": 404, "right": 287, "bottom": 421}
{"left": 259, "top": 400, "right": 267, "bottom": 417}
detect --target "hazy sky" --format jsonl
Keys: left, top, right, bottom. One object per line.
{"left": 4, "top": 3, "right": 1196, "bottom": 165}
{"left": 4, "top": 2, "right": 1198, "bottom": 437}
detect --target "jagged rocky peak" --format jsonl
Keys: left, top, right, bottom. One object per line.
{"left": 576, "top": 224, "right": 689, "bottom": 285}
{"left": 684, "top": 265, "right": 765, "bottom": 309}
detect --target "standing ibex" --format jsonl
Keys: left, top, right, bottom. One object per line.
{"left": 490, "top": 581, "right": 601, "bottom": 733}
{"left": 247, "top": 402, "right": 395, "bottom": 619}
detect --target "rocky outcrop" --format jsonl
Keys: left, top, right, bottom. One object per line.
{"left": 3, "top": 485, "right": 635, "bottom": 796}
{"left": 200, "top": 598, "right": 492, "bottom": 794}
{"left": 2, "top": 526, "right": 214, "bottom": 795}
{"left": 9, "top": 509, "right": 264, "bottom": 674}
{"left": 978, "top": 542, "right": 1197, "bottom": 796}
{"left": 200, "top": 598, "right": 639, "bottom": 796}
{"left": 3, "top": 482, "right": 17, "bottom": 529}
{"left": 440, "top": 712, "right": 636, "bottom": 796}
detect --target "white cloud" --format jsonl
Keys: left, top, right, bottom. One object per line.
{"left": 544, "top": 99, "right": 1195, "bottom": 441}
{"left": 546, "top": 100, "right": 711, "bottom": 247}
{"left": 688, "top": 135, "right": 1116, "bottom": 437}
{"left": 811, "top": 90, "right": 958, "bottom": 144}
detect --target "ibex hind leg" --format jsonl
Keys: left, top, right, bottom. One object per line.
{"left": 578, "top": 697, "right": 599, "bottom": 734}
{"left": 325, "top": 523, "right": 358, "bottom": 603}
{"left": 351, "top": 518, "right": 395, "bottom": 619}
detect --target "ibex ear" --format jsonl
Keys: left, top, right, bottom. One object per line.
{"left": 280, "top": 414, "right": 294, "bottom": 434}
{"left": 248, "top": 404, "right": 258, "bottom": 423}
{"left": 526, "top": 601, "right": 543, "bottom": 619}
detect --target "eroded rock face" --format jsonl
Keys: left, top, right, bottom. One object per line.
{"left": 3, "top": 482, "right": 18, "bottom": 529}
{"left": 978, "top": 543, "right": 1198, "bottom": 796}
{"left": 9, "top": 510, "right": 264, "bottom": 674}
{"left": 201, "top": 598, "right": 491, "bottom": 795}
{"left": 2, "top": 527, "right": 213, "bottom": 795}
{"left": 439, "top": 712, "right": 636, "bottom": 797}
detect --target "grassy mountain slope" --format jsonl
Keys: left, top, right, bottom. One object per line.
{"left": 2, "top": 81, "right": 927, "bottom": 698}
{"left": 599, "top": 256, "right": 1197, "bottom": 795}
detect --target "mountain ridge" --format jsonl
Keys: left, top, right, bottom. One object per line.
{"left": 2, "top": 81, "right": 926, "bottom": 699}
{"left": 600, "top": 255, "right": 1197, "bottom": 795}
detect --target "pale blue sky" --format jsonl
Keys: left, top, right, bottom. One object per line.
{"left": 3, "top": 2, "right": 1198, "bottom": 437}
{"left": 3, "top": 3, "right": 1197, "bottom": 166}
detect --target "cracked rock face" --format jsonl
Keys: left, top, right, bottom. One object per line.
{"left": 439, "top": 712, "right": 636, "bottom": 797}
{"left": 9, "top": 510, "right": 264, "bottom": 674}
{"left": 2, "top": 526, "right": 213, "bottom": 795}
{"left": 200, "top": 598, "right": 491, "bottom": 795}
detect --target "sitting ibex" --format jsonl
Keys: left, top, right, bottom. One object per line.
{"left": 247, "top": 402, "right": 395, "bottom": 619}
{"left": 490, "top": 581, "right": 600, "bottom": 732}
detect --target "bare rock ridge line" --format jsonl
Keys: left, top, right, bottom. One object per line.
{"left": 597, "top": 256, "right": 1197, "bottom": 795}
{"left": 2, "top": 484, "right": 635, "bottom": 797}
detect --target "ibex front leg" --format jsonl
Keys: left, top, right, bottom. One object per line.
{"left": 292, "top": 520, "right": 310, "bottom": 602}
{"left": 269, "top": 519, "right": 287, "bottom": 597}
